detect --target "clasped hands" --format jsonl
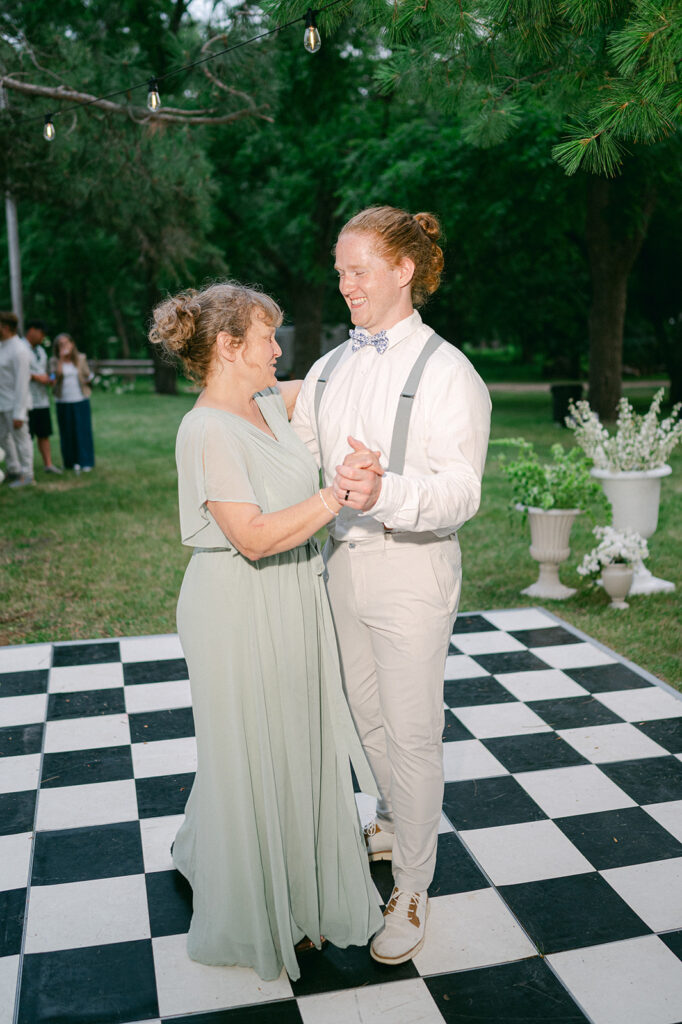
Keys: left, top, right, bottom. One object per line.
{"left": 331, "top": 436, "right": 384, "bottom": 512}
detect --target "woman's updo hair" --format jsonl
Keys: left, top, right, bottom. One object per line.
{"left": 337, "top": 206, "right": 444, "bottom": 307}
{"left": 148, "top": 281, "right": 283, "bottom": 386}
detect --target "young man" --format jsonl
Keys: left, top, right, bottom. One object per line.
{"left": 24, "top": 320, "right": 61, "bottom": 474}
{"left": 292, "top": 207, "right": 491, "bottom": 965}
{"left": 0, "top": 311, "right": 33, "bottom": 488}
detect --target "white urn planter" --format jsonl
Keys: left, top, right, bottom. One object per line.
{"left": 521, "top": 507, "right": 581, "bottom": 600}
{"left": 591, "top": 465, "right": 674, "bottom": 595}
{"left": 601, "top": 563, "right": 634, "bottom": 609}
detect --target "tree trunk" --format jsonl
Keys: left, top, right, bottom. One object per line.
{"left": 107, "top": 286, "right": 130, "bottom": 358}
{"left": 149, "top": 341, "right": 178, "bottom": 395}
{"left": 292, "top": 283, "right": 326, "bottom": 378}
{"left": 585, "top": 176, "right": 656, "bottom": 420}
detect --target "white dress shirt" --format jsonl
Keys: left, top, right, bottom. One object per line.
{"left": 25, "top": 339, "right": 50, "bottom": 410}
{"left": 292, "top": 310, "right": 491, "bottom": 541}
{"left": 0, "top": 334, "right": 31, "bottom": 421}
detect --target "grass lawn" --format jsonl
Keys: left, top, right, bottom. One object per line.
{"left": 1, "top": 384, "right": 680, "bottom": 688}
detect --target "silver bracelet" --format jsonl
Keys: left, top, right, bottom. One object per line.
{"left": 319, "top": 490, "right": 338, "bottom": 517}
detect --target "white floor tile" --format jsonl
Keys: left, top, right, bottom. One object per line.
{"left": 443, "top": 739, "right": 508, "bottom": 782}
{"left": 43, "top": 713, "right": 130, "bottom": 753}
{"left": 594, "top": 687, "right": 682, "bottom": 723}
{"left": 0, "top": 955, "right": 19, "bottom": 1024}
{"left": 0, "top": 644, "right": 51, "bottom": 674}
{"left": 354, "top": 791, "right": 377, "bottom": 827}
{"left": 530, "top": 642, "right": 615, "bottom": 670}
{"left": 496, "top": 669, "right": 589, "bottom": 702}
{"left": 451, "top": 631, "right": 526, "bottom": 656}
{"left": 120, "top": 635, "right": 184, "bottom": 663}
{"left": 48, "top": 662, "right": 124, "bottom": 693}
{"left": 444, "top": 654, "right": 490, "bottom": 680}
{"left": 152, "top": 932, "right": 292, "bottom": 1017}
{"left": 459, "top": 820, "right": 593, "bottom": 886}
{"left": 0, "top": 693, "right": 47, "bottom": 728}
{"left": 438, "top": 812, "right": 455, "bottom": 835}
{"left": 139, "top": 814, "right": 185, "bottom": 873}
{"left": 482, "top": 609, "right": 557, "bottom": 631}
{"left": 0, "top": 753, "right": 41, "bottom": 794}
{"left": 549, "top": 935, "right": 682, "bottom": 1024}
{"left": 35, "top": 779, "right": 139, "bottom": 831}
{"left": 413, "top": 889, "right": 536, "bottom": 976}
{"left": 601, "top": 857, "right": 682, "bottom": 932}
{"left": 558, "top": 723, "right": 670, "bottom": 764}
{"left": 643, "top": 801, "right": 682, "bottom": 844}
{"left": 124, "top": 679, "right": 192, "bottom": 714}
{"left": 131, "top": 736, "right": 197, "bottom": 779}
{"left": 298, "top": 978, "right": 443, "bottom": 1024}
{"left": 515, "top": 764, "right": 637, "bottom": 818}
{"left": 0, "top": 832, "right": 33, "bottom": 891}
{"left": 24, "top": 874, "right": 150, "bottom": 953}
{"left": 453, "top": 702, "right": 551, "bottom": 739}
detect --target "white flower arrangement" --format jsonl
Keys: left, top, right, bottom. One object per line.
{"left": 567, "top": 388, "right": 682, "bottom": 471}
{"left": 577, "top": 526, "right": 649, "bottom": 577}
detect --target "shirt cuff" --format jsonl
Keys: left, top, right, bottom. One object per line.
{"left": 365, "top": 471, "right": 398, "bottom": 523}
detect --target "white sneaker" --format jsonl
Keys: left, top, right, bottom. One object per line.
{"left": 8, "top": 476, "right": 35, "bottom": 489}
{"left": 370, "top": 887, "right": 429, "bottom": 965}
{"left": 363, "top": 820, "right": 394, "bottom": 861}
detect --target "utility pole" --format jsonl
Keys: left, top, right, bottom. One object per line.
{"left": 0, "top": 85, "right": 24, "bottom": 332}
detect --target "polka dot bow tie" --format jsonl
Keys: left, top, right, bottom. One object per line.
{"left": 350, "top": 328, "right": 389, "bottom": 355}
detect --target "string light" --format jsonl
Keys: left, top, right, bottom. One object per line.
{"left": 303, "top": 9, "right": 322, "bottom": 53}
{"left": 146, "top": 78, "right": 161, "bottom": 112}
{"left": 43, "top": 113, "right": 55, "bottom": 141}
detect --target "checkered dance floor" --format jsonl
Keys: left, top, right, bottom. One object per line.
{"left": 2, "top": 608, "right": 682, "bottom": 1024}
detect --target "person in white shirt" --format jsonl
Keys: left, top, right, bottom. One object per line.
{"left": 292, "top": 206, "right": 491, "bottom": 965}
{"left": 0, "top": 310, "right": 34, "bottom": 488}
{"left": 24, "top": 320, "right": 61, "bottom": 474}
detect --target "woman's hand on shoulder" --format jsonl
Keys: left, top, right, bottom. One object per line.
{"left": 276, "top": 380, "right": 303, "bottom": 420}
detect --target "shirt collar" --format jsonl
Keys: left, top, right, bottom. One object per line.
{"left": 383, "top": 309, "right": 422, "bottom": 351}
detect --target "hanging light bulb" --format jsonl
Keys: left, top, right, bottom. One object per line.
{"left": 147, "top": 78, "right": 161, "bottom": 112}
{"left": 303, "top": 9, "right": 321, "bottom": 53}
{"left": 43, "top": 114, "right": 55, "bottom": 142}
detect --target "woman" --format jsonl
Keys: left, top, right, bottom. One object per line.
{"left": 148, "top": 281, "right": 382, "bottom": 982}
{"left": 50, "top": 333, "right": 95, "bottom": 472}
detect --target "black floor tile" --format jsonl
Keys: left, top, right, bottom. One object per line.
{"left": 556, "top": 806, "right": 682, "bottom": 869}
{"left": 565, "top": 664, "right": 653, "bottom": 692}
{"left": 662, "top": 930, "right": 682, "bottom": 961}
{"left": 168, "top": 1006, "right": 304, "bottom": 1024}
{"left": 129, "top": 706, "right": 195, "bottom": 744}
{"left": 368, "top": 858, "right": 394, "bottom": 905}
{"left": 0, "top": 723, "right": 43, "bottom": 758}
{"left": 289, "top": 936, "right": 418, "bottom": 997}
{"left": 40, "top": 745, "right": 133, "bottom": 788}
{"left": 473, "top": 651, "right": 551, "bottom": 675}
{"left": 52, "top": 641, "right": 120, "bottom": 667}
{"left": 47, "top": 688, "right": 126, "bottom": 721}
{"left": 443, "top": 775, "right": 547, "bottom": 831}
{"left": 32, "top": 821, "right": 144, "bottom": 885}
{"left": 499, "top": 872, "right": 651, "bottom": 954}
{"left": 510, "top": 626, "right": 583, "bottom": 648}
{"left": 146, "top": 869, "right": 193, "bottom": 937}
{"left": 452, "top": 614, "right": 497, "bottom": 634}
{"left": 528, "top": 695, "right": 623, "bottom": 730}
{"left": 0, "top": 888, "right": 26, "bottom": 956}
{"left": 635, "top": 718, "right": 682, "bottom": 754}
{"left": 444, "top": 676, "right": 518, "bottom": 707}
{"left": 0, "top": 790, "right": 36, "bottom": 836}
{"left": 0, "top": 669, "right": 49, "bottom": 697}
{"left": 136, "top": 773, "right": 195, "bottom": 818}
{"left": 428, "top": 831, "right": 490, "bottom": 898}
{"left": 123, "top": 658, "right": 189, "bottom": 686}
{"left": 426, "top": 957, "right": 588, "bottom": 1022}
{"left": 600, "top": 756, "right": 682, "bottom": 805}
{"left": 483, "top": 732, "right": 589, "bottom": 773}
{"left": 442, "top": 710, "right": 474, "bottom": 743}
{"left": 17, "top": 939, "right": 159, "bottom": 1024}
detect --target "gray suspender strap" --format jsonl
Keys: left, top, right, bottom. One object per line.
{"left": 388, "top": 332, "right": 445, "bottom": 475}
{"left": 313, "top": 341, "right": 350, "bottom": 480}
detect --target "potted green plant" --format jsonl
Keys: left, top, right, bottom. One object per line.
{"left": 495, "top": 439, "right": 609, "bottom": 600}
{"left": 577, "top": 526, "right": 649, "bottom": 609}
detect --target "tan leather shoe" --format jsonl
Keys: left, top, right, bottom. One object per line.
{"left": 363, "top": 820, "right": 394, "bottom": 861}
{"left": 370, "top": 887, "right": 429, "bottom": 964}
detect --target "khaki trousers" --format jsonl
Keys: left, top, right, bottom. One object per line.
{"left": 0, "top": 411, "right": 33, "bottom": 478}
{"left": 325, "top": 532, "right": 460, "bottom": 892}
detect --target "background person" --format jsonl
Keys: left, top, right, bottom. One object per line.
{"left": 0, "top": 310, "right": 34, "bottom": 488}
{"left": 24, "top": 319, "right": 61, "bottom": 474}
{"left": 50, "top": 333, "right": 95, "bottom": 472}
{"left": 293, "top": 206, "right": 492, "bottom": 965}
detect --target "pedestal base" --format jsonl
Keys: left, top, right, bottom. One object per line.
{"left": 629, "top": 562, "right": 676, "bottom": 595}
{"left": 522, "top": 563, "right": 576, "bottom": 600}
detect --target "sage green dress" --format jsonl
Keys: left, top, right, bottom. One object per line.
{"left": 171, "top": 389, "right": 382, "bottom": 982}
